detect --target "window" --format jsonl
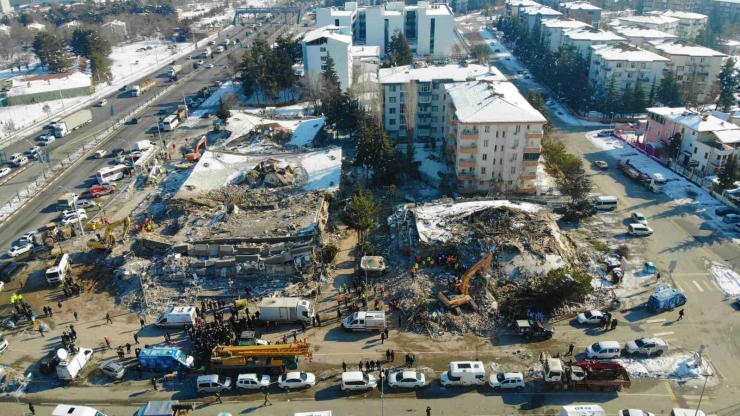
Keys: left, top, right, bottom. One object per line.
{"left": 514, "top": 125, "right": 521, "bottom": 134}
{"left": 513, "top": 139, "right": 519, "bottom": 148}
{"left": 500, "top": 158, "right": 503, "bottom": 165}
{"left": 483, "top": 140, "right": 489, "bottom": 147}
{"left": 502, "top": 131, "right": 506, "bottom": 138}
{"left": 510, "top": 167, "right": 516, "bottom": 174}
{"left": 429, "top": 106, "right": 437, "bottom": 112}
{"left": 693, "top": 147, "right": 697, "bottom": 154}
{"left": 420, "top": 83, "right": 431, "bottom": 92}
{"left": 493, "top": 158, "right": 496, "bottom": 165}
{"left": 432, "top": 94, "right": 439, "bottom": 101}
{"left": 485, "top": 126, "right": 490, "bottom": 133}
{"left": 431, "top": 116, "right": 438, "bottom": 122}
{"left": 390, "top": 86, "right": 397, "bottom": 92}
{"left": 320, "top": 47, "right": 326, "bottom": 52}
{"left": 321, "top": 65, "right": 326, "bottom": 71}
{"left": 433, "top": 82, "right": 439, "bottom": 90}
{"left": 676, "top": 75, "right": 683, "bottom": 81}
{"left": 400, "top": 92, "right": 405, "bottom": 102}
{"left": 389, "top": 108, "right": 396, "bottom": 114}
{"left": 400, "top": 117, "right": 406, "bottom": 125}
{"left": 389, "top": 97, "right": 396, "bottom": 103}
{"left": 616, "top": 62, "right": 623, "bottom": 68}
{"left": 677, "top": 66, "right": 684, "bottom": 72}
{"left": 400, "top": 104, "right": 405, "bottom": 114}
{"left": 495, "top": 145, "right": 498, "bottom": 151}
{"left": 640, "top": 62, "right": 647, "bottom": 69}
{"left": 431, "top": 127, "right": 438, "bottom": 133}
{"left": 389, "top": 119, "right": 396, "bottom": 125}
{"left": 479, "top": 181, "right": 485, "bottom": 185}
{"left": 419, "top": 96, "right": 431, "bottom": 103}
{"left": 496, "top": 132, "right": 499, "bottom": 138}
{"left": 626, "top": 82, "right": 631, "bottom": 88}
{"left": 704, "top": 152, "right": 708, "bottom": 159}
{"left": 482, "top": 154, "right": 488, "bottom": 161}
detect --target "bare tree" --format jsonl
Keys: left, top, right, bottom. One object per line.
{"left": 301, "top": 71, "right": 323, "bottom": 115}
{"left": 698, "top": 80, "right": 722, "bottom": 111}
{"left": 42, "top": 103, "right": 52, "bottom": 118}
{"left": 402, "top": 81, "right": 418, "bottom": 143}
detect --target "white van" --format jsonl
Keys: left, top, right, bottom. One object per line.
{"left": 52, "top": 405, "right": 107, "bottom": 416}
{"left": 342, "top": 311, "right": 386, "bottom": 332}
{"left": 593, "top": 196, "right": 618, "bottom": 211}
{"left": 585, "top": 341, "right": 622, "bottom": 359}
{"left": 628, "top": 223, "right": 654, "bottom": 236}
{"left": 56, "top": 347, "right": 94, "bottom": 380}
{"left": 156, "top": 306, "right": 197, "bottom": 327}
{"left": 560, "top": 405, "right": 606, "bottom": 416}
{"left": 197, "top": 374, "right": 232, "bottom": 394}
{"left": 439, "top": 361, "right": 486, "bottom": 387}
{"left": 341, "top": 371, "right": 378, "bottom": 392}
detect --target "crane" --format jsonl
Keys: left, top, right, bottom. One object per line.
{"left": 211, "top": 343, "right": 312, "bottom": 359}
{"left": 437, "top": 252, "right": 493, "bottom": 314}
{"left": 185, "top": 136, "right": 207, "bottom": 161}
{"left": 210, "top": 343, "right": 312, "bottom": 374}
{"left": 86, "top": 216, "right": 131, "bottom": 250}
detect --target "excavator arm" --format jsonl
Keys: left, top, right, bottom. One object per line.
{"left": 185, "top": 136, "right": 207, "bottom": 162}
{"left": 87, "top": 216, "right": 131, "bottom": 250}
{"left": 459, "top": 252, "right": 493, "bottom": 295}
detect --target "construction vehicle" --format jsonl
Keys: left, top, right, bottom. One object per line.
{"left": 210, "top": 343, "right": 312, "bottom": 376}
{"left": 541, "top": 352, "right": 631, "bottom": 392}
{"left": 184, "top": 136, "right": 207, "bottom": 161}
{"left": 33, "top": 222, "right": 78, "bottom": 246}
{"left": 437, "top": 253, "right": 493, "bottom": 314}
{"left": 132, "top": 79, "right": 156, "bottom": 96}
{"left": 86, "top": 217, "right": 131, "bottom": 250}
{"left": 84, "top": 218, "right": 104, "bottom": 231}
{"left": 616, "top": 159, "right": 666, "bottom": 193}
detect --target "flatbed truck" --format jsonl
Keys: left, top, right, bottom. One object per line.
{"left": 542, "top": 354, "right": 631, "bottom": 392}
{"left": 616, "top": 159, "right": 666, "bottom": 193}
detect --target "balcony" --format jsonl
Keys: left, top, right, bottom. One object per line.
{"left": 519, "top": 173, "right": 537, "bottom": 180}
{"left": 601, "top": 65, "right": 612, "bottom": 71}
{"left": 522, "top": 160, "right": 538, "bottom": 167}
{"left": 523, "top": 147, "right": 541, "bottom": 153}
{"left": 457, "top": 172, "right": 474, "bottom": 180}
{"left": 525, "top": 132, "right": 543, "bottom": 139}
{"left": 625, "top": 67, "right": 638, "bottom": 72}
{"left": 458, "top": 159, "right": 477, "bottom": 168}
{"left": 460, "top": 130, "right": 479, "bottom": 139}
{"left": 450, "top": 119, "right": 458, "bottom": 126}
{"left": 459, "top": 145, "right": 477, "bottom": 154}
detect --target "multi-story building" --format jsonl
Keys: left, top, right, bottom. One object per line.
{"left": 613, "top": 26, "right": 677, "bottom": 47}
{"left": 640, "top": 0, "right": 699, "bottom": 13}
{"left": 648, "top": 11, "right": 707, "bottom": 39}
{"left": 520, "top": 5, "right": 563, "bottom": 29}
{"left": 443, "top": 80, "right": 547, "bottom": 195}
{"left": 645, "top": 39, "right": 726, "bottom": 101}
{"left": 0, "top": 0, "right": 11, "bottom": 15}
{"left": 379, "top": 64, "right": 507, "bottom": 140}
{"left": 101, "top": 20, "right": 127, "bottom": 38}
{"left": 699, "top": 0, "right": 740, "bottom": 19}
{"left": 613, "top": 15, "right": 679, "bottom": 35}
{"left": 644, "top": 107, "right": 740, "bottom": 176}
{"left": 720, "top": 39, "right": 740, "bottom": 55}
{"left": 506, "top": 0, "right": 542, "bottom": 17}
{"left": 302, "top": 26, "right": 354, "bottom": 92}
{"left": 558, "top": 1, "right": 602, "bottom": 29}
{"left": 589, "top": 43, "right": 670, "bottom": 93}
{"left": 541, "top": 18, "right": 592, "bottom": 52}
{"left": 316, "top": 1, "right": 454, "bottom": 57}
{"left": 562, "top": 28, "right": 625, "bottom": 56}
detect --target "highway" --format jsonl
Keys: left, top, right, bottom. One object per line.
{"left": 0, "top": 23, "right": 285, "bottom": 251}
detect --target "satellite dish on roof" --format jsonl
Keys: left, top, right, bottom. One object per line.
{"left": 56, "top": 348, "right": 68, "bottom": 360}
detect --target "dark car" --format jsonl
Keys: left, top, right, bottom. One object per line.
{"left": 39, "top": 350, "right": 60, "bottom": 375}
{"left": 30, "top": 246, "right": 53, "bottom": 260}
{"left": 112, "top": 148, "right": 125, "bottom": 156}
{"left": 1, "top": 262, "right": 28, "bottom": 282}
{"left": 128, "top": 117, "right": 140, "bottom": 125}
{"left": 715, "top": 207, "right": 738, "bottom": 217}
{"left": 158, "top": 108, "right": 168, "bottom": 115}
{"left": 120, "top": 85, "right": 127, "bottom": 91}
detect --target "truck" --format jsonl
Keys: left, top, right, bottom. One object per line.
{"left": 45, "top": 253, "right": 71, "bottom": 284}
{"left": 57, "top": 193, "right": 78, "bottom": 211}
{"left": 167, "top": 65, "right": 182, "bottom": 78}
{"left": 201, "top": 47, "right": 212, "bottom": 58}
{"left": 54, "top": 109, "right": 93, "bottom": 138}
{"left": 647, "top": 283, "right": 687, "bottom": 312}
{"left": 33, "top": 222, "right": 77, "bottom": 246}
{"left": 259, "top": 297, "right": 314, "bottom": 323}
{"left": 52, "top": 405, "right": 107, "bottom": 416}
{"left": 134, "top": 401, "right": 182, "bottom": 416}
{"left": 174, "top": 105, "right": 188, "bottom": 122}
{"left": 542, "top": 354, "right": 631, "bottom": 392}
{"left": 138, "top": 347, "right": 194, "bottom": 372}
{"left": 616, "top": 159, "right": 666, "bottom": 193}
{"left": 210, "top": 343, "right": 312, "bottom": 376}
{"left": 559, "top": 405, "right": 606, "bottom": 416}
{"left": 132, "top": 79, "right": 156, "bottom": 96}
{"left": 515, "top": 319, "right": 554, "bottom": 340}
{"left": 342, "top": 311, "right": 386, "bottom": 332}
{"left": 56, "top": 347, "right": 94, "bottom": 380}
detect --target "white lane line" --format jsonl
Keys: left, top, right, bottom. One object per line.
{"left": 693, "top": 280, "right": 704, "bottom": 292}
{"left": 646, "top": 318, "right": 666, "bottom": 323}
{"left": 675, "top": 282, "right": 685, "bottom": 292}
{"left": 653, "top": 331, "right": 675, "bottom": 337}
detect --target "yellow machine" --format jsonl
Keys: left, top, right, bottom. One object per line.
{"left": 86, "top": 217, "right": 131, "bottom": 249}
{"left": 210, "top": 343, "right": 312, "bottom": 374}
{"left": 437, "top": 253, "right": 493, "bottom": 314}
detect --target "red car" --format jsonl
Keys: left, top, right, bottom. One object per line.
{"left": 90, "top": 184, "right": 116, "bottom": 198}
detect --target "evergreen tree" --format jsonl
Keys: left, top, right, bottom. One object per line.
{"left": 355, "top": 115, "right": 397, "bottom": 184}
{"left": 647, "top": 78, "right": 657, "bottom": 107}
{"left": 719, "top": 155, "right": 739, "bottom": 191}
{"left": 631, "top": 81, "right": 646, "bottom": 115}
{"left": 602, "top": 74, "right": 620, "bottom": 116}
{"left": 620, "top": 86, "right": 634, "bottom": 117}
{"left": 343, "top": 186, "right": 379, "bottom": 243}
{"left": 32, "top": 32, "right": 69, "bottom": 73}
{"left": 694, "top": 28, "right": 720, "bottom": 49}
{"left": 217, "top": 97, "right": 231, "bottom": 120}
{"left": 321, "top": 53, "right": 341, "bottom": 98}
{"left": 681, "top": 71, "right": 702, "bottom": 109}
{"left": 387, "top": 30, "right": 413, "bottom": 66}
{"left": 658, "top": 71, "right": 681, "bottom": 107}
{"left": 717, "top": 57, "right": 739, "bottom": 112}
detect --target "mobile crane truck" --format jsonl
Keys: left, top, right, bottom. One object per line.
{"left": 541, "top": 352, "right": 631, "bottom": 392}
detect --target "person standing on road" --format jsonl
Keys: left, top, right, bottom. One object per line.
{"left": 105, "top": 336, "right": 111, "bottom": 349}
{"left": 58, "top": 301, "right": 62, "bottom": 311}
{"left": 381, "top": 332, "right": 385, "bottom": 344}
{"left": 29, "top": 403, "right": 35, "bottom": 416}
{"left": 73, "top": 311, "right": 78, "bottom": 321}
{"left": 426, "top": 406, "right": 431, "bottom": 416}
{"left": 610, "top": 319, "right": 618, "bottom": 330}
{"left": 567, "top": 343, "right": 574, "bottom": 356}
{"left": 140, "top": 318, "right": 145, "bottom": 329}
{"left": 38, "top": 326, "right": 44, "bottom": 337}
{"left": 151, "top": 378, "right": 158, "bottom": 390}
{"left": 214, "top": 392, "right": 222, "bottom": 404}
{"left": 263, "top": 391, "right": 272, "bottom": 406}
{"left": 134, "top": 333, "right": 139, "bottom": 344}
{"left": 342, "top": 361, "right": 347, "bottom": 372}
{"left": 678, "top": 309, "right": 685, "bottom": 321}
{"left": 106, "top": 313, "right": 113, "bottom": 324}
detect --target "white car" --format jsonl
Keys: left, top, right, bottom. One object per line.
{"left": 42, "top": 136, "right": 55, "bottom": 145}
{"left": 7, "top": 243, "right": 33, "bottom": 257}
{"left": 618, "top": 410, "right": 656, "bottom": 416}
{"left": 26, "top": 146, "right": 41, "bottom": 157}
{"left": 100, "top": 360, "right": 125, "bottom": 379}
{"left": 95, "top": 150, "right": 107, "bottom": 158}
{"left": 0, "top": 281, "right": 4, "bottom": 292}
{"left": 236, "top": 373, "right": 270, "bottom": 391}
{"left": 98, "top": 99, "right": 108, "bottom": 106}
{"left": 62, "top": 213, "right": 88, "bottom": 225}
{"left": 594, "top": 160, "right": 608, "bottom": 169}
{"left": 278, "top": 371, "right": 316, "bottom": 391}
{"left": 631, "top": 212, "right": 648, "bottom": 225}
{"left": 206, "top": 64, "right": 214, "bottom": 69}
{"left": 488, "top": 372, "right": 525, "bottom": 391}
{"left": 387, "top": 371, "right": 426, "bottom": 389}
{"left": 15, "top": 157, "right": 28, "bottom": 166}
{"left": 0, "top": 167, "right": 11, "bottom": 178}
{"left": 62, "top": 208, "right": 87, "bottom": 218}
{"left": 19, "top": 232, "right": 36, "bottom": 244}
{"left": 75, "top": 199, "right": 96, "bottom": 209}
{"left": 197, "top": 60, "right": 205, "bottom": 66}
{"left": 576, "top": 310, "right": 604, "bottom": 325}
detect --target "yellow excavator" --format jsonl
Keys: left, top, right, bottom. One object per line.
{"left": 437, "top": 252, "right": 493, "bottom": 314}
{"left": 86, "top": 216, "right": 131, "bottom": 250}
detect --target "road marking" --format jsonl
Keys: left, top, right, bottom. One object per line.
{"left": 683, "top": 395, "right": 710, "bottom": 400}
{"left": 693, "top": 280, "right": 705, "bottom": 292}
{"left": 672, "top": 273, "right": 711, "bottom": 276}
{"left": 653, "top": 331, "right": 674, "bottom": 337}
{"left": 646, "top": 318, "right": 666, "bottom": 323}
{"left": 702, "top": 280, "right": 714, "bottom": 291}
{"left": 675, "top": 282, "right": 685, "bottom": 292}
{"left": 664, "top": 381, "right": 680, "bottom": 407}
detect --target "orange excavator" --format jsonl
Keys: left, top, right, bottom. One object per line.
{"left": 438, "top": 252, "right": 493, "bottom": 314}
{"left": 184, "top": 136, "right": 207, "bottom": 161}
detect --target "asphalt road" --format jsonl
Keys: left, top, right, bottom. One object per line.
{"left": 0, "top": 23, "right": 286, "bottom": 252}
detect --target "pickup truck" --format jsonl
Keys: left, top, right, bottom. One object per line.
{"left": 90, "top": 184, "right": 116, "bottom": 198}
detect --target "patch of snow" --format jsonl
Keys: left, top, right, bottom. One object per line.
{"left": 201, "top": 80, "right": 246, "bottom": 108}
{"left": 301, "top": 147, "right": 341, "bottom": 191}
{"left": 615, "top": 352, "right": 713, "bottom": 380}
{"left": 709, "top": 262, "right": 740, "bottom": 296}
{"left": 412, "top": 144, "right": 447, "bottom": 186}
{"left": 244, "top": 102, "right": 315, "bottom": 117}
{"left": 535, "top": 158, "right": 557, "bottom": 195}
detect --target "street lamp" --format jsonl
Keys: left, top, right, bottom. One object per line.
{"left": 59, "top": 185, "right": 85, "bottom": 236}
{"left": 177, "top": 90, "right": 188, "bottom": 108}
{"left": 25, "top": 139, "right": 51, "bottom": 178}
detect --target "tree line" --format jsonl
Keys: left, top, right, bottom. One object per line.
{"left": 32, "top": 27, "right": 113, "bottom": 82}
{"left": 238, "top": 36, "right": 299, "bottom": 104}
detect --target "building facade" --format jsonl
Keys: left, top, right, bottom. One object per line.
{"left": 650, "top": 11, "right": 707, "bottom": 40}
{"left": 641, "top": 0, "right": 699, "bottom": 13}
{"left": 0, "top": 0, "right": 11, "bottom": 15}
{"left": 302, "top": 26, "right": 354, "bottom": 92}
{"left": 541, "top": 18, "right": 592, "bottom": 52}
{"left": 444, "top": 80, "right": 547, "bottom": 195}
{"left": 615, "top": 15, "right": 679, "bottom": 35}
{"left": 720, "top": 40, "right": 740, "bottom": 56}
{"left": 506, "top": 0, "right": 542, "bottom": 17}
{"left": 559, "top": 1, "right": 602, "bottom": 29}
{"left": 613, "top": 26, "right": 677, "bottom": 47}
{"left": 562, "top": 28, "right": 625, "bottom": 56}
{"left": 520, "top": 5, "right": 563, "bottom": 29}
{"left": 645, "top": 39, "right": 726, "bottom": 101}
{"left": 589, "top": 43, "right": 670, "bottom": 94}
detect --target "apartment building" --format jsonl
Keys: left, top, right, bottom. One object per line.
{"left": 506, "top": 0, "right": 542, "bottom": 17}
{"left": 613, "top": 26, "right": 677, "bottom": 47}
{"left": 541, "top": 18, "right": 592, "bottom": 52}
{"left": 649, "top": 11, "right": 707, "bottom": 39}
{"left": 379, "top": 64, "right": 507, "bottom": 140}
{"left": 559, "top": 1, "right": 602, "bottom": 29}
{"left": 562, "top": 28, "right": 625, "bottom": 56}
{"left": 589, "top": 43, "right": 670, "bottom": 94}
{"left": 614, "top": 15, "right": 679, "bottom": 35}
{"left": 645, "top": 39, "right": 726, "bottom": 101}
{"left": 720, "top": 40, "right": 740, "bottom": 55}
{"left": 520, "top": 5, "right": 563, "bottom": 29}
{"left": 699, "top": 0, "right": 740, "bottom": 19}
{"left": 640, "top": 0, "right": 699, "bottom": 13}
{"left": 645, "top": 107, "right": 740, "bottom": 176}
{"left": 0, "top": 0, "right": 11, "bottom": 15}
{"left": 443, "top": 80, "right": 547, "bottom": 195}
{"left": 316, "top": 1, "right": 454, "bottom": 57}
{"left": 302, "top": 26, "right": 354, "bottom": 92}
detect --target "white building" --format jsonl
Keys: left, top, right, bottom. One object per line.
{"left": 444, "top": 80, "right": 547, "bottom": 195}
{"left": 540, "top": 18, "right": 592, "bottom": 52}
{"left": 316, "top": 1, "right": 454, "bottom": 57}
{"left": 562, "top": 28, "right": 625, "bottom": 56}
{"left": 379, "top": 63, "right": 506, "bottom": 140}
{"left": 589, "top": 43, "right": 670, "bottom": 94}
{"left": 506, "top": 0, "right": 541, "bottom": 17}
{"left": 302, "top": 26, "right": 354, "bottom": 92}
{"left": 614, "top": 15, "right": 679, "bottom": 35}
{"left": 645, "top": 39, "right": 726, "bottom": 101}
{"left": 720, "top": 39, "right": 740, "bottom": 56}
{"left": 558, "top": 1, "right": 602, "bottom": 29}
{"left": 101, "top": 19, "right": 127, "bottom": 38}
{"left": 520, "top": 5, "right": 563, "bottom": 29}
{"left": 0, "top": 0, "right": 11, "bottom": 15}
{"left": 613, "top": 26, "right": 677, "bottom": 47}
{"left": 649, "top": 10, "right": 707, "bottom": 40}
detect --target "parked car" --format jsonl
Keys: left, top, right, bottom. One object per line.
{"left": 61, "top": 213, "right": 88, "bottom": 225}
{"left": 197, "top": 374, "right": 232, "bottom": 394}
{"left": 100, "top": 360, "right": 126, "bottom": 379}
{"left": 618, "top": 410, "right": 656, "bottom": 416}
{"left": 95, "top": 150, "right": 107, "bottom": 159}
{"left": 62, "top": 208, "right": 87, "bottom": 218}
{"left": 235, "top": 373, "right": 270, "bottom": 391}
{"left": 44, "top": 119, "right": 61, "bottom": 129}
{"left": 98, "top": 99, "right": 108, "bottom": 107}
{"left": 387, "top": 371, "right": 425, "bottom": 389}
{"left": 76, "top": 199, "right": 96, "bottom": 209}
{"left": 206, "top": 64, "right": 214, "bottom": 69}
{"left": 25, "top": 146, "right": 41, "bottom": 157}
{"left": 494, "top": 48, "right": 501, "bottom": 52}
{"left": 42, "top": 135, "right": 55, "bottom": 145}
{"left": 594, "top": 160, "right": 608, "bottom": 169}
{"left": 39, "top": 350, "right": 60, "bottom": 374}
{"left": 1, "top": 262, "right": 28, "bottom": 282}
{"left": 120, "top": 85, "right": 127, "bottom": 91}
{"left": 16, "top": 156, "right": 29, "bottom": 166}
{"left": 624, "top": 338, "right": 668, "bottom": 356}
{"left": 576, "top": 310, "right": 604, "bottom": 325}
{"left": 278, "top": 372, "right": 316, "bottom": 391}
{"left": 631, "top": 212, "right": 648, "bottom": 225}
{"left": 488, "top": 372, "right": 525, "bottom": 391}
{"left": 0, "top": 168, "right": 11, "bottom": 178}
{"left": 724, "top": 214, "right": 740, "bottom": 224}
{"left": 19, "top": 232, "right": 35, "bottom": 244}
{"left": 597, "top": 129, "right": 615, "bottom": 137}
{"left": 7, "top": 243, "right": 33, "bottom": 258}
{"left": 197, "top": 60, "right": 204, "bottom": 66}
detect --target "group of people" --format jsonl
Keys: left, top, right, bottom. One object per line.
{"left": 599, "top": 311, "right": 618, "bottom": 331}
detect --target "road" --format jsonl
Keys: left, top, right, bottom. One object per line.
{"left": 0, "top": 23, "right": 287, "bottom": 251}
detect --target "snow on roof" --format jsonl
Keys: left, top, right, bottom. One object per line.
{"left": 379, "top": 64, "right": 505, "bottom": 84}
{"left": 560, "top": 1, "right": 602, "bottom": 10}
{"left": 541, "top": 18, "right": 592, "bottom": 29}
{"left": 647, "top": 107, "right": 740, "bottom": 132}
{"left": 521, "top": 5, "right": 562, "bottom": 16}
{"left": 445, "top": 80, "right": 547, "bottom": 124}
{"left": 618, "top": 15, "right": 678, "bottom": 25}
{"left": 303, "top": 25, "right": 352, "bottom": 45}
{"left": 592, "top": 43, "right": 670, "bottom": 62}
{"left": 506, "top": 0, "right": 541, "bottom": 7}
{"left": 723, "top": 40, "right": 740, "bottom": 47}
{"left": 413, "top": 199, "right": 543, "bottom": 244}
{"left": 6, "top": 71, "right": 91, "bottom": 97}
{"left": 565, "top": 28, "right": 624, "bottom": 41}
{"left": 657, "top": 10, "right": 707, "bottom": 20}
{"left": 351, "top": 45, "right": 380, "bottom": 58}
{"left": 223, "top": 112, "right": 325, "bottom": 150}
{"left": 647, "top": 40, "right": 726, "bottom": 57}
{"left": 614, "top": 26, "right": 677, "bottom": 39}
{"left": 711, "top": 130, "right": 740, "bottom": 144}
{"left": 291, "top": 118, "right": 325, "bottom": 147}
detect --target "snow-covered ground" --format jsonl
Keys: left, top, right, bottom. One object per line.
{"left": 413, "top": 144, "right": 447, "bottom": 186}
{"left": 616, "top": 352, "right": 713, "bottom": 382}
{"left": 535, "top": 158, "right": 557, "bottom": 195}
{"left": 709, "top": 262, "right": 740, "bottom": 297}
{"left": 244, "top": 102, "right": 315, "bottom": 118}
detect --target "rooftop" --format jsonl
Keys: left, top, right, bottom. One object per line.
{"left": 564, "top": 28, "right": 625, "bottom": 41}
{"left": 647, "top": 39, "right": 727, "bottom": 57}
{"left": 655, "top": 10, "right": 708, "bottom": 20}
{"left": 559, "top": 1, "right": 602, "bottom": 10}
{"left": 506, "top": 0, "right": 541, "bottom": 7}
{"left": 445, "top": 80, "right": 547, "bottom": 124}
{"left": 541, "top": 17, "right": 592, "bottom": 29}
{"left": 521, "top": 5, "right": 563, "bottom": 16}
{"left": 6, "top": 71, "right": 92, "bottom": 97}
{"left": 614, "top": 26, "right": 678, "bottom": 40}
{"left": 592, "top": 43, "right": 670, "bottom": 62}
{"left": 379, "top": 63, "right": 506, "bottom": 84}
{"left": 351, "top": 45, "right": 381, "bottom": 58}
{"left": 722, "top": 40, "right": 740, "bottom": 47}
{"left": 617, "top": 15, "right": 679, "bottom": 25}
{"left": 303, "top": 25, "right": 352, "bottom": 45}
{"left": 648, "top": 107, "right": 740, "bottom": 133}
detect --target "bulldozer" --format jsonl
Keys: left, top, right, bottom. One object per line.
{"left": 184, "top": 136, "right": 207, "bottom": 162}
{"left": 87, "top": 217, "right": 131, "bottom": 250}
{"left": 437, "top": 252, "right": 493, "bottom": 314}
{"left": 32, "top": 222, "right": 78, "bottom": 246}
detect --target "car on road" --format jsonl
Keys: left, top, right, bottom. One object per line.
{"left": 188, "top": 55, "right": 195, "bottom": 59}
{"left": 197, "top": 60, "right": 204, "bottom": 66}
{"left": 724, "top": 214, "right": 740, "bottom": 223}
{"left": 97, "top": 99, "right": 108, "bottom": 107}
{"left": 62, "top": 208, "right": 87, "bottom": 218}
{"left": 545, "top": 100, "right": 554, "bottom": 106}
{"left": 7, "top": 243, "right": 33, "bottom": 258}
{"left": 628, "top": 223, "right": 653, "bottom": 236}
{"left": 488, "top": 372, "right": 525, "bottom": 391}
{"left": 100, "top": 360, "right": 126, "bottom": 379}
{"left": 158, "top": 108, "right": 169, "bottom": 115}
{"left": 76, "top": 199, "right": 96, "bottom": 209}
{"left": 631, "top": 212, "right": 648, "bottom": 225}
{"left": 44, "top": 119, "right": 61, "bottom": 129}
{"left": 94, "top": 150, "right": 107, "bottom": 158}
{"left": 0, "top": 167, "right": 11, "bottom": 178}
{"left": 128, "top": 117, "right": 140, "bottom": 125}
{"left": 594, "top": 160, "right": 608, "bottom": 169}
{"left": 618, "top": 410, "right": 656, "bottom": 416}
{"left": 576, "top": 310, "right": 604, "bottom": 325}
{"left": 26, "top": 146, "right": 41, "bottom": 157}
{"left": 716, "top": 207, "right": 738, "bottom": 217}
{"left": 278, "top": 371, "right": 316, "bottom": 391}
{"left": 235, "top": 373, "right": 270, "bottom": 391}
{"left": 624, "top": 338, "right": 668, "bottom": 356}
{"left": 19, "top": 232, "right": 35, "bottom": 244}
{"left": 387, "top": 370, "right": 425, "bottom": 389}
{"left": 112, "top": 148, "right": 125, "bottom": 156}
{"left": 41, "top": 135, "right": 55, "bottom": 145}
{"left": 597, "top": 129, "right": 615, "bottom": 137}
{"left": 120, "top": 85, "right": 127, "bottom": 91}
{"left": 494, "top": 48, "right": 501, "bottom": 52}
{"left": 206, "top": 64, "right": 214, "bottom": 69}
{"left": 61, "top": 213, "right": 88, "bottom": 225}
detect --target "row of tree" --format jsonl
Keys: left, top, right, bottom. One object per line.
{"left": 238, "top": 37, "right": 298, "bottom": 104}
{"left": 32, "top": 27, "right": 113, "bottom": 82}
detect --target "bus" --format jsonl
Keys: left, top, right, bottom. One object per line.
{"left": 96, "top": 164, "right": 129, "bottom": 185}
{"left": 161, "top": 115, "right": 180, "bottom": 131}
